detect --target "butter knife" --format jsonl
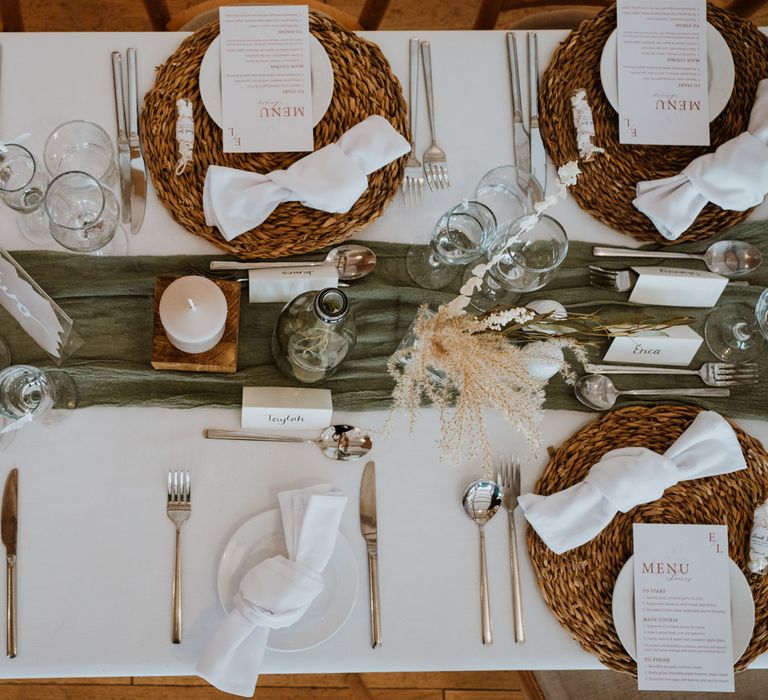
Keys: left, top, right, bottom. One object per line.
{"left": 527, "top": 33, "right": 547, "bottom": 192}
{"left": 1, "top": 468, "right": 17, "bottom": 659}
{"left": 127, "top": 47, "right": 146, "bottom": 235}
{"left": 111, "top": 51, "right": 131, "bottom": 224}
{"left": 359, "top": 460, "right": 381, "bottom": 648}
{"left": 506, "top": 33, "right": 529, "bottom": 172}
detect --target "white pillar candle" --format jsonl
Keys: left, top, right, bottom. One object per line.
{"left": 159, "top": 276, "right": 228, "bottom": 354}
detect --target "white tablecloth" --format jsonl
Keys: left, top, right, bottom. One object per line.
{"left": 0, "top": 30, "right": 765, "bottom": 679}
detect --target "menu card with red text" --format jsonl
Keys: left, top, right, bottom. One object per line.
{"left": 633, "top": 524, "right": 733, "bottom": 692}
{"left": 617, "top": 0, "right": 709, "bottom": 146}
{"left": 220, "top": 5, "right": 313, "bottom": 153}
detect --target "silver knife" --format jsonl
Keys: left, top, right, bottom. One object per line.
{"left": 506, "top": 33, "right": 529, "bottom": 173}
{"left": 527, "top": 33, "right": 547, "bottom": 193}
{"left": 359, "top": 460, "right": 381, "bottom": 648}
{"left": 111, "top": 51, "right": 131, "bottom": 224}
{"left": 1, "top": 468, "right": 17, "bottom": 659}
{"left": 127, "top": 47, "right": 146, "bottom": 235}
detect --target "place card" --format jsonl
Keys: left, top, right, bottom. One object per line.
{"left": 241, "top": 386, "right": 332, "bottom": 430}
{"left": 248, "top": 265, "right": 338, "bottom": 303}
{"left": 603, "top": 325, "right": 702, "bottom": 366}
{"left": 617, "top": 0, "right": 709, "bottom": 146}
{"left": 633, "top": 523, "right": 734, "bottom": 692}
{"left": 628, "top": 266, "right": 728, "bottom": 307}
{"left": 219, "top": 6, "right": 313, "bottom": 153}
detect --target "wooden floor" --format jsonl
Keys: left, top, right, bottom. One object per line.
{"left": 0, "top": 672, "right": 543, "bottom": 699}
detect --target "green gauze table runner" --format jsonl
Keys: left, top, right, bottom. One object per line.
{"left": 3, "top": 220, "right": 768, "bottom": 418}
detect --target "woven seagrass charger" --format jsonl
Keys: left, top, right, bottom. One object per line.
{"left": 141, "top": 14, "right": 407, "bottom": 258}
{"left": 527, "top": 404, "right": 768, "bottom": 675}
{"left": 540, "top": 3, "right": 768, "bottom": 244}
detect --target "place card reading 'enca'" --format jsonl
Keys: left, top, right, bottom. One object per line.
{"left": 617, "top": 0, "right": 709, "bottom": 146}
{"left": 633, "top": 524, "right": 733, "bottom": 692}
{"left": 220, "top": 6, "right": 313, "bottom": 153}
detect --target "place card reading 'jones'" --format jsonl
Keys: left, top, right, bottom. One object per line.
{"left": 617, "top": 0, "right": 709, "bottom": 146}
{"left": 220, "top": 6, "right": 313, "bottom": 154}
{"left": 633, "top": 524, "right": 734, "bottom": 692}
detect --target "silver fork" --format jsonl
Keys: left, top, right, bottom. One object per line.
{"left": 585, "top": 362, "right": 759, "bottom": 387}
{"left": 403, "top": 38, "right": 424, "bottom": 207}
{"left": 420, "top": 41, "right": 450, "bottom": 191}
{"left": 497, "top": 456, "right": 524, "bottom": 643}
{"left": 167, "top": 470, "right": 191, "bottom": 644}
{"left": 589, "top": 265, "right": 749, "bottom": 293}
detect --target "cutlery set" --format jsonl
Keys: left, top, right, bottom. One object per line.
{"left": 588, "top": 265, "right": 750, "bottom": 293}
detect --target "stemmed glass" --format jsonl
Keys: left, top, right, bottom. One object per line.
{"left": 44, "top": 120, "right": 119, "bottom": 187}
{"left": 473, "top": 165, "right": 543, "bottom": 233}
{"left": 0, "top": 364, "right": 77, "bottom": 431}
{"left": 406, "top": 200, "right": 496, "bottom": 289}
{"left": 704, "top": 289, "right": 768, "bottom": 362}
{"left": 0, "top": 144, "right": 50, "bottom": 244}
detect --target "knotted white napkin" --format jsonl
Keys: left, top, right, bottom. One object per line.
{"left": 203, "top": 115, "right": 410, "bottom": 241}
{"left": 247, "top": 264, "right": 338, "bottom": 303}
{"left": 633, "top": 79, "right": 768, "bottom": 240}
{"left": 196, "top": 484, "right": 347, "bottom": 697}
{"left": 518, "top": 411, "right": 746, "bottom": 554}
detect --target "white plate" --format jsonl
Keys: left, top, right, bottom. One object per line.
{"left": 199, "top": 34, "right": 334, "bottom": 129}
{"left": 217, "top": 508, "right": 358, "bottom": 652}
{"left": 599, "top": 24, "right": 735, "bottom": 122}
{"left": 612, "top": 555, "right": 755, "bottom": 663}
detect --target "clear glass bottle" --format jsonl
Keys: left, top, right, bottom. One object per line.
{"left": 271, "top": 288, "right": 357, "bottom": 384}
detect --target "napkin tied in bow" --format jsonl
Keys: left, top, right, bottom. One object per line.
{"left": 518, "top": 411, "right": 746, "bottom": 554}
{"left": 203, "top": 115, "right": 410, "bottom": 240}
{"left": 196, "top": 484, "right": 347, "bottom": 697}
{"left": 633, "top": 79, "right": 768, "bottom": 240}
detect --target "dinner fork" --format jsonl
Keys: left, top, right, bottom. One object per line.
{"left": 167, "top": 470, "right": 191, "bottom": 644}
{"left": 585, "top": 362, "right": 759, "bottom": 387}
{"left": 589, "top": 265, "right": 749, "bottom": 293}
{"left": 403, "top": 38, "right": 424, "bottom": 207}
{"left": 497, "top": 456, "right": 524, "bottom": 643}
{"left": 420, "top": 41, "right": 450, "bottom": 191}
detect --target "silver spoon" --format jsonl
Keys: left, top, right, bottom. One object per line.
{"left": 462, "top": 479, "right": 501, "bottom": 645}
{"left": 592, "top": 240, "right": 762, "bottom": 277}
{"left": 209, "top": 244, "right": 378, "bottom": 281}
{"left": 573, "top": 374, "right": 730, "bottom": 411}
{"left": 203, "top": 424, "right": 372, "bottom": 461}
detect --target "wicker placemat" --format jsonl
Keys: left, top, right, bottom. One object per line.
{"left": 141, "top": 14, "right": 407, "bottom": 259}
{"left": 526, "top": 405, "right": 768, "bottom": 674}
{"left": 540, "top": 4, "right": 768, "bottom": 244}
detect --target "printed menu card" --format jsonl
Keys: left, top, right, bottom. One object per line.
{"left": 633, "top": 524, "right": 733, "bottom": 692}
{"left": 220, "top": 6, "right": 313, "bottom": 153}
{"left": 617, "top": 0, "right": 709, "bottom": 146}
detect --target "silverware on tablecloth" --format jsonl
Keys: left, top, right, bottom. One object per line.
{"left": 420, "top": 40, "right": 449, "bottom": 191}
{"left": 527, "top": 32, "right": 546, "bottom": 192}
{"left": 506, "top": 33, "right": 529, "bottom": 173}
{"left": 359, "top": 460, "right": 381, "bottom": 648}
{"left": 127, "top": 47, "right": 146, "bottom": 235}
{"left": 497, "top": 456, "right": 524, "bottom": 644}
{"left": 203, "top": 425, "right": 372, "bottom": 461}
{"left": 588, "top": 264, "right": 750, "bottom": 293}
{"left": 403, "top": 37, "right": 424, "bottom": 207}
{"left": 585, "top": 362, "right": 759, "bottom": 387}
{"left": 111, "top": 51, "right": 131, "bottom": 224}
{"left": 167, "top": 470, "right": 190, "bottom": 644}
{"left": 1, "top": 468, "right": 17, "bottom": 659}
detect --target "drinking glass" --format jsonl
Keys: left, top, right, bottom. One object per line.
{"left": 406, "top": 200, "right": 496, "bottom": 289}
{"left": 44, "top": 120, "right": 118, "bottom": 187}
{"left": 0, "top": 144, "right": 50, "bottom": 244}
{"left": 467, "top": 214, "right": 569, "bottom": 312}
{"left": 0, "top": 364, "right": 77, "bottom": 431}
{"left": 473, "top": 165, "right": 544, "bottom": 235}
{"left": 44, "top": 171, "right": 122, "bottom": 254}
{"left": 704, "top": 289, "right": 768, "bottom": 362}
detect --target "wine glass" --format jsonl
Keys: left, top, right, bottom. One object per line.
{"left": 467, "top": 214, "right": 569, "bottom": 312}
{"left": 44, "top": 120, "right": 118, "bottom": 187}
{"left": 44, "top": 171, "right": 124, "bottom": 255}
{"left": 704, "top": 289, "right": 768, "bottom": 362}
{"left": 0, "top": 144, "right": 50, "bottom": 244}
{"left": 0, "top": 364, "right": 77, "bottom": 431}
{"left": 473, "top": 165, "right": 543, "bottom": 233}
{"left": 406, "top": 200, "right": 496, "bottom": 289}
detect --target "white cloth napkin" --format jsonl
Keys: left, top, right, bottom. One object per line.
{"left": 633, "top": 79, "right": 768, "bottom": 240}
{"left": 196, "top": 484, "right": 347, "bottom": 697}
{"left": 247, "top": 264, "right": 338, "bottom": 303}
{"left": 203, "top": 115, "right": 410, "bottom": 241}
{"left": 518, "top": 411, "right": 746, "bottom": 554}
